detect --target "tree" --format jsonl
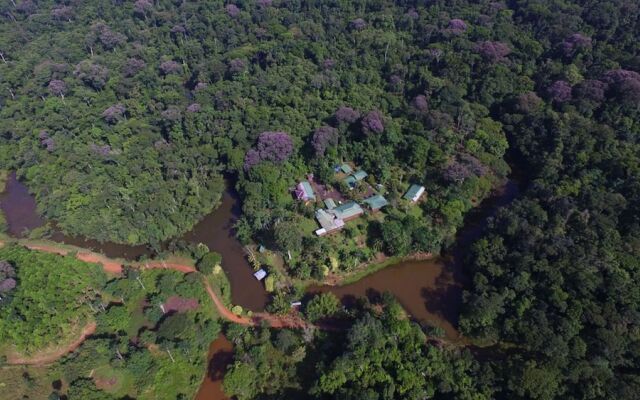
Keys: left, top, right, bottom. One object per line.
{"left": 361, "top": 110, "right": 384, "bottom": 135}
{"left": 274, "top": 220, "right": 303, "bottom": 252}
{"left": 311, "top": 125, "right": 338, "bottom": 156}
{"left": 305, "top": 292, "right": 340, "bottom": 322}
{"left": 197, "top": 252, "right": 222, "bottom": 275}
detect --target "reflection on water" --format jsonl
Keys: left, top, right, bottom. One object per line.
{"left": 0, "top": 174, "right": 267, "bottom": 310}
{"left": 0, "top": 172, "right": 44, "bottom": 237}
{"left": 1, "top": 172, "right": 521, "bottom": 396}
{"left": 194, "top": 334, "right": 233, "bottom": 400}
{"left": 310, "top": 179, "right": 521, "bottom": 340}
{"left": 310, "top": 257, "right": 464, "bottom": 340}
{"left": 180, "top": 190, "right": 269, "bottom": 311}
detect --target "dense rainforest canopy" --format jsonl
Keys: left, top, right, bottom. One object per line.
{"left": 1, "top": 0, "right": 640, "bottom": 399}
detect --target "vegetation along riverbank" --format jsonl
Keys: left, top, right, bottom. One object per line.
{"left": 1, "top": 0, "right": 639, "bottom": 399}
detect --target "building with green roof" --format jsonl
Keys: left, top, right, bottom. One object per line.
{"left": 363, "top": 194, "right": 389, "bottom": 211}
{"left": 344, "top": 169, "right": 368, "bottom": 188}
{"left": 339, "top": 163, "right": 353, "bottom": 174}
{"left": 330, "top": 201, "right": 364, "bottom": 221}
{"left": 404, "top": 184, "right": 425, "bottom": 202}
{"left": 324, "top": 198, "right": 336, "bottom": 209}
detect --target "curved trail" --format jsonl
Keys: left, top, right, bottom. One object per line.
{"left": 141, "top": 259, "right": 311, "bottom": 329}
{"left": 7, "top": 322, "right": 97, "bottom": 366}
{"left": 19, "top": 241, "right": 312, "bottom": 328}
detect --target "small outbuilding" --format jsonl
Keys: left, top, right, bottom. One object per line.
{"left": 253, "top": 269, "right": 267, "bottom": 281}
{"left": 344, "top": 169, "right": 368, "bottom": 187}
{"left": 295, "top": 181, "right": 316, "bottom": 201}
{"left": 324, "top": 198, "right": 337, "bottom": 210}
{"left": 363, "top": 194, "right": 389, "bottom": 211}
{"left": 339, "top": 163, "right": 353, "bottom": 174}
{"left": 404, "top": 184, "right": 425, "bottom": 203}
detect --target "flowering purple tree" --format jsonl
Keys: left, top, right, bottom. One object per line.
{"left": 228, "top": 58, "right": 246, "bottom": 74}
{"left": 361, "top": 110, "right": 385, "bottom": 135}
{"left": 602, "top": 69, "right": 640, "bottom": 103}
{"left": 225, "top": 4, "right": 240, "bottom": 17}
{"left": 160, "top": 60, "right": 182, "bottom": 75}
{"left": 256, "top": 131, "right": 294, "bottom": 163}
{"left": 243, "top": 131, "right": 294, "bottom": 171}
{"left": 561, "top": 33, "right": 591, "bottom": 56}
{"left": 243, "top": 149, "right": 261, "bottom": 171}
{"left": 38, "top": 130, "right": 56, "bottom": 152}
{"left": 443, "top": 160, "right": 472, "bottom": 183}
{"left": 186, "top": 103, "right": 201, "bottom": 113}
{"left": 573, "top": 79, "right": 607, "bottom": 103}
{"left": 388, "top": 75, "right": 403, "bottom": 92}
{"left": 514, "top": 92, "right": 543, "bottom": 113}
{"left": 195, "top": 82, "right": 208, "bottom": 91}
{"left": 547, "top": 80, "right": 572, "bottom": 103}
{"left": 474, "top": 41, "right": 511, "bottom": 62}
{"left": 312, "top": 125, "right": 339, "bottom": 156}
{"left": 102, "top": 104, "right": 126, "bottom": 124}
{"left": 161, "top": 106, "right": 182, "bottom": 121}
{"left": 51, "top": 5, "right": 74, "bottom": 21}
{"left": 48, "top": 80, "right": 67, "bottom": 98}
{"left": 122, "top": 58, "right": 146, "bottom": 77}
{"left": 412, "top": 95, "right": 429, "bottom": 112}
{"left": 443, "top": 155, "right": 486, "bottom": 183}
{"left": 134, "top": 0, "right": 153, "bottom": 18}
{"left": 448, "top": 19, "right": 467, "bottom": 34}
{"left": 406, "top": 9, "right": 419, "bottom": 19}
{"left": 322, "top": 58, "right": 335, "bottom": 70}
{"left": 350, "top": 18, "right": 367, "bottom": 30}
{"left": 90, "top": 143, "right": 113, "bottom": 157}
{"left": 16, "top": 0, "right": 36, "bottom": 15}
{"left": 334, "top": 106, "right": 360, "bottom": 124}
{"left": 0, "top": 260, "right": 16, "bottom": 294}
{"left": 171, "top": 25, "right": 186, "bottom": 35}
{"left": 257, "top": 0, "right": 273, "bottom": 7}
{"left": 459, "top": 153, "right": 487, "bottom": 176}
{"left": 91, "top": 23, "right": 126, "bottom": 50}
{"left": 74, "top": 61, "right": 109, "bottom": 90}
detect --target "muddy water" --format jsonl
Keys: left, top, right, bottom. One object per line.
{"left": 0, "top": 173, "right": 267, "bottom": 310}
{"left": 180, "top": 190, "right": 269, "bottom": 311}
{"left": 311, "top": 257, "right": 463, "bottom": 339}
{"left": 1, "top": 171, "right": 519, "bottom": 339}
{"left": 311, "top": 179, "right": 521, "bottom": 340}
{"left": 0, "top": 172, "right": 44, "bottom": 237}
{"left": 194, "top": 334, "right": 233, "bottom": 400}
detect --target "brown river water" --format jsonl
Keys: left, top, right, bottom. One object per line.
{"left": 1, "top": 172, "right": 520, "bottom": 399}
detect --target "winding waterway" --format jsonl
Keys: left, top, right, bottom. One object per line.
{"left": 1, "top": 172, "right": 520, "bottom": 398}
{"left": 310, "top": 179, "right": 520, "bottom": 341}
{"left": 0, "top": 172, "right": 267, "bottom": 310}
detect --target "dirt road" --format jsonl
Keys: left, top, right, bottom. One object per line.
{"left": 4, "top": 242, "right": 314, "bottom": 366}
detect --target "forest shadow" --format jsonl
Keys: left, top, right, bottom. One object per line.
{"left": 206, "top": 348, "right": 235, "bottom": 381}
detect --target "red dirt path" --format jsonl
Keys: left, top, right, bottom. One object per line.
{"left": 6, "top": 242, "right": 315, "bottom": 365}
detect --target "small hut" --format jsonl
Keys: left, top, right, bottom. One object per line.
{"left": 404, "top": 184, "right": 425, "bottom": 203}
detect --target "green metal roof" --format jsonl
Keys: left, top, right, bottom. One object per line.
{"left": 340, "top": 163, "right": 353, "bottom": 174}
{"left": 300, "top": 181, "right": 315, "bottom": 199}
{"left": 363, "top": 194, "right": 388, "bottom": 210}
{"left": 344, "top": 175, "right": 357, "bottom": 186}
{"left": 324, "top": 198, "right": 336, "bottom": 209}
{"left": 404, "top": 184, "right": 425, "bottom": 200}
{"left": 331, "top": 201, "right": 364, "bottom": 220}
{"left": 353, "top": 170, "right": 368, "bottom": 180}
